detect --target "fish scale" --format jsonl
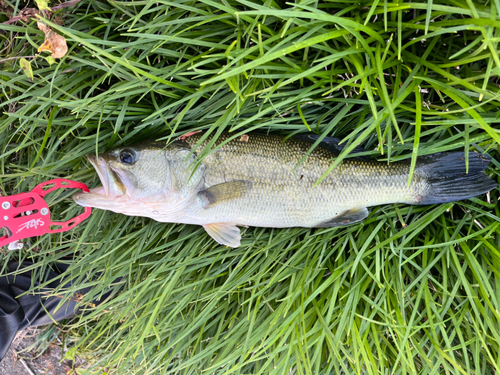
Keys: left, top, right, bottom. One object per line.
{"left": 180, "top": 132, "right": 419, "bottom": 228}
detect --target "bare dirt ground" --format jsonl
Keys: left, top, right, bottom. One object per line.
{"left": 0, "top": 328, "right": 84, "bottom": 375}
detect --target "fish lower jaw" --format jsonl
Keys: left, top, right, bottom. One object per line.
{"left": 72, "top": 189, "right": 130, "bottom": 208}
{"left": 72, "top": 193, "right": 186, "bottom": 222}
{"left": 90, "top": 184, "right": 128, "bottom": 200}
{"left": 90, "top": 186, "right": 106, "bottom": 195}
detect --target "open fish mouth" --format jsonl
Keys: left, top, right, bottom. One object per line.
{"left": 87, "top": 155, "right": 127, "bottom": 199}
{"left": 73, "top": 155, "right": 127, "bottom": 208}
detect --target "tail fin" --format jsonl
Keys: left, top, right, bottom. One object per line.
{"left": 415, "top": 152, "right": 497, "bottom": 205}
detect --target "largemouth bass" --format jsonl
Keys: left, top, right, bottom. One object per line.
{"left": 73, "top": 132, "right": 497, "bottom": 247}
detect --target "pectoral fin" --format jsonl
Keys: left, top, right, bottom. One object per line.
{"left": 198, "top": 180, "right": 253, "bottom": 208}
{"left": 203, "top": 223, "right": 241, "bottom": 247}
{"left": 314, "top": 207, "right": 369, "bottom": 228}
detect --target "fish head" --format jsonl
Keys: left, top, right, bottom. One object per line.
{"left": 73, "top": 140, "right": 203, "bottom": 215}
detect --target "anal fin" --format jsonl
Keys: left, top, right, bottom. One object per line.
{"left": 314, "top": 207, "right": 369, "bottom": 228}
{"left": 203, "top": 223, "right": 241, "bottom": 247}
{"left": 198, "top": 180, "right": 253, "bottom": 208}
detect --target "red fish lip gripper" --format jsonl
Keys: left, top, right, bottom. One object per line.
{"left": 0, "top": 179, "right": 92, "bottom": 250}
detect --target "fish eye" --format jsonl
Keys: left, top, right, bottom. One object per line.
{"left": 119, "top": 149, "right": 136, "bottom": 165}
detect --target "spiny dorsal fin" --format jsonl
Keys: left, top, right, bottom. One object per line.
{"left": 203, "top": 223, "right": 241, "bottom": 247}
{"left": 314, "top": 207, "right": 369, "bottom": 228}
{"left": 294, "top": 134, "right": 368, "bottom": 158}
{"left": 198, "top": 180, "right": 253, "bottom": 208}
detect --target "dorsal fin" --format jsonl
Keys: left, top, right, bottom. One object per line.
{"left": 294, "top": 134, "right": 368, "bottom": 158}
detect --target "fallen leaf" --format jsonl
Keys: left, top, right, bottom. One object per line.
{"left": 65, "top": 347, "right": 76, "bottom": 361}
{"left": 44, "top": 55, "right": 56, "bottom": 65}
{"left": 19, "top": 58, "right": 33, "bottom": 81}
{"left": 0, "top": 0, "right": 14, "bottom": 16}
{"left": 37, "top": 21, "right": 50, "bottom": 33}
{"left": 34, "top": 0, "right": 50, "bottom": 11}
{"left": 37, "top": 21, "right": 68, "bottom": 59}
{"left": 74, "top": 292, "right": 84, "bottom": 301}
{"left": 18, "top": 8, "right": 40, "bottom": 22}
{"left": 52, "top": 13, "right": 64, "bottom": 25}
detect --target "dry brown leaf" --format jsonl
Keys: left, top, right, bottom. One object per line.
{"left": 4, "top": 1, "right": 80, "bottom": 25}
{"left": 18, "top": 8, "right": 40, "bottom": 22}
{"left": 36, "top": 21, "right": 68, "bottom": 59}
{"left": 74, "top": 292, "right": 84, "bottom": 301}
{"left": 37, "top": 20, "right": 50, "bottom": 33}
{"left": 52, "top": 13, "right": 64, "bottom": 26}
{"left": 0, "top": 0, "right": 14, "bottom": 16}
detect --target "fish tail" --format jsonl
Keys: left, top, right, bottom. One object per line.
{"left": 414, "top": 152, "right": 497, "bottom": 205}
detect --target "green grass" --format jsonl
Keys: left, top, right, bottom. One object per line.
{"left": 1, "top": 0, "right": 500, "bottom": 373}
